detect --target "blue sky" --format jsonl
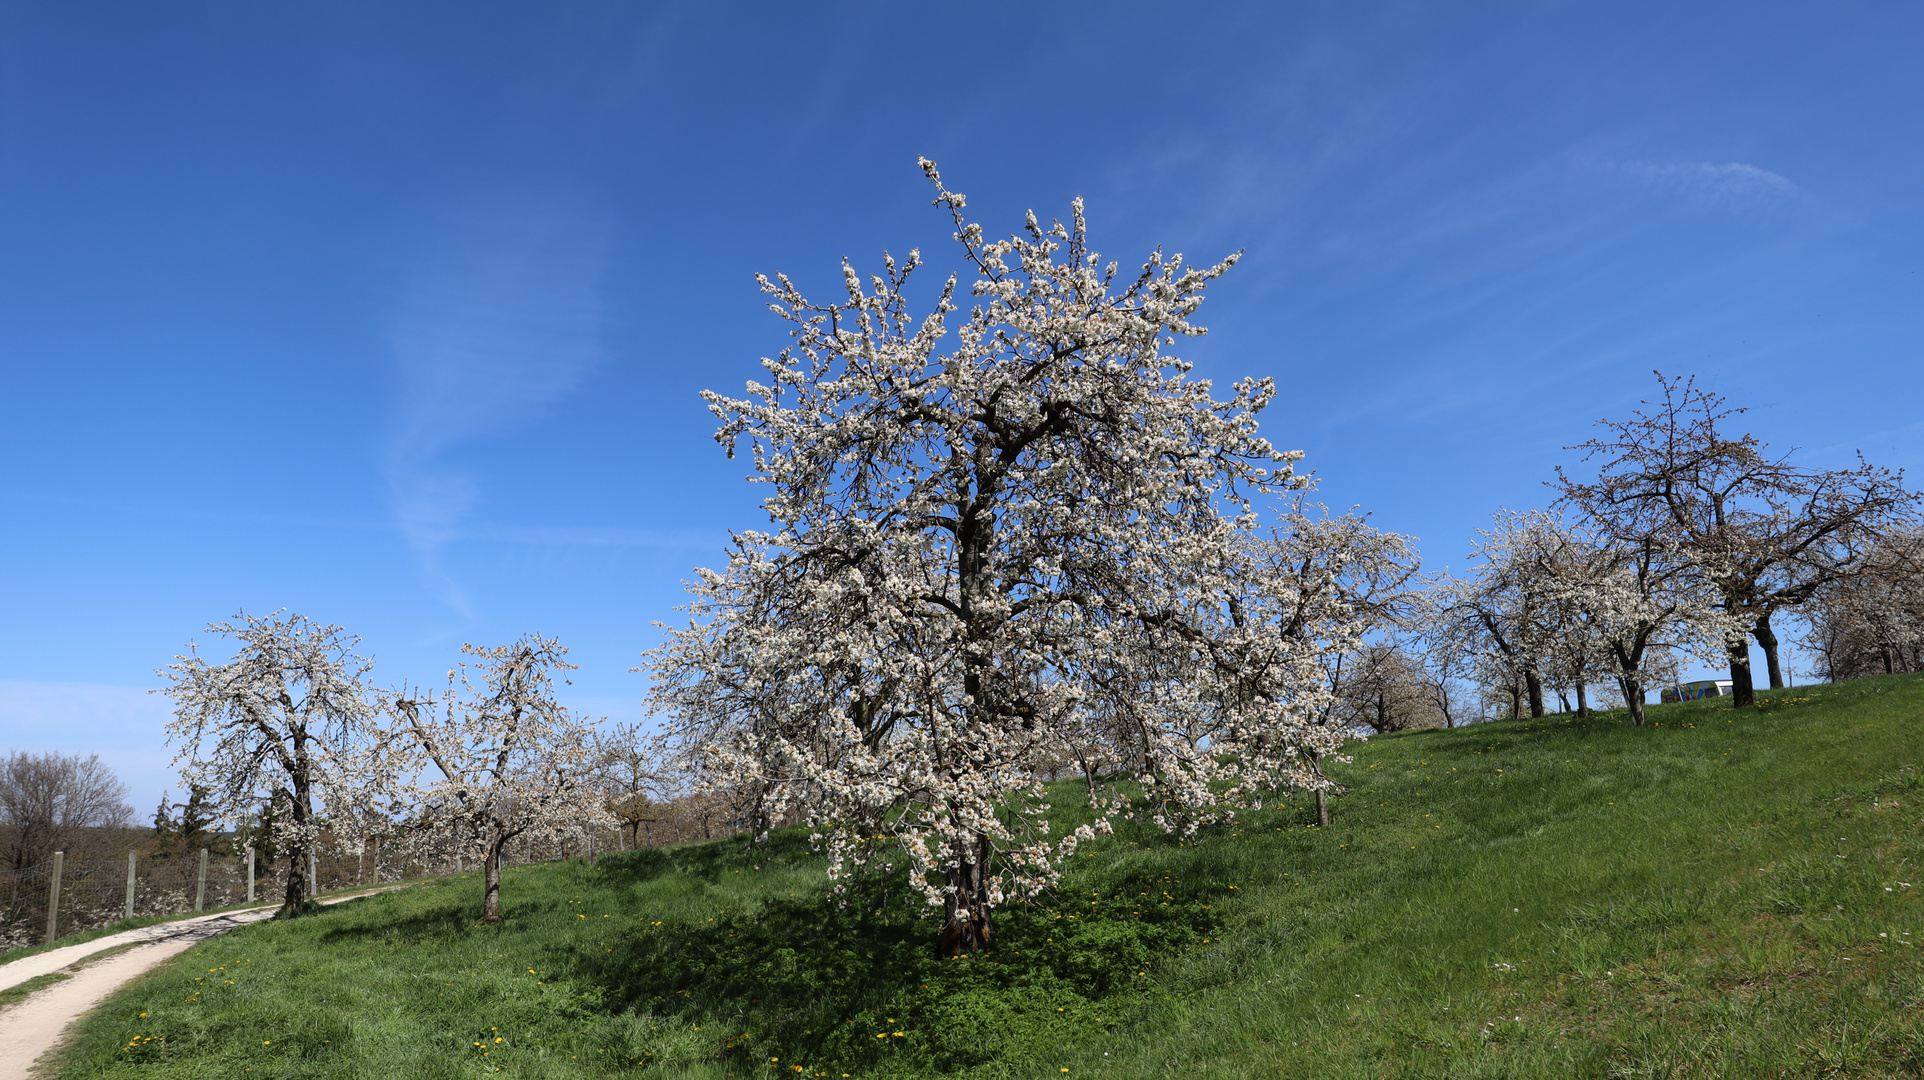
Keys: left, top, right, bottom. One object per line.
{"left": 3, "top": 3, "right": 1920, "bottom": 813}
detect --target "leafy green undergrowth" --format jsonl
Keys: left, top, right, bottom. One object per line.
{"left": 50, "top": 674, "right": 1924, "bottom": 1078}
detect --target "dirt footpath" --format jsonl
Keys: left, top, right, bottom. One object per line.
{"left": 0, "top": 890, "right": 399, "bottom": 1079}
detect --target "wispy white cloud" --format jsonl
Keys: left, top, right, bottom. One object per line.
{"left": 1621, "top": 160, "right": 1804, "bottom": 209}
{"left": 385, "top": 201, "right": 610, "bottom": 613}
{"left": 389, "top": 209, "right": 607, "bottom": 458}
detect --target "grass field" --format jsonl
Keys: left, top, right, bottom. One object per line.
{"left": 46, "top": 673, "right": 1924, "bottom": 1078}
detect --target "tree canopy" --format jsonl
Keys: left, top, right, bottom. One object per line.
{"left": 645, "top": 161, "right": 1350, "bottom": 953}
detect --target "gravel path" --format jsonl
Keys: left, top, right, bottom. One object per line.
{"left": 0, "top": 890, "right": 399, "bottom": 1079}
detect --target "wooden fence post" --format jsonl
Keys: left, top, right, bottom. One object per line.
{"left": 246, "top": 845, "right": 255, "bottom": 903}
{"left": 125, "top": 850, "right": 137, "bottom": 920}
{"left": 195, "top": 848, "right": 208, "bottom": 911}
{"left": 45, "top": 851, "right": 64, "bottom": 943}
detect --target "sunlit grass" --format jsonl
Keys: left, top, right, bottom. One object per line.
{"left": 49, "top": 673, "right": 1924, "bottom": 1078}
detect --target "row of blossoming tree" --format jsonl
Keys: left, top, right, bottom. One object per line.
{"left": 1421, "top": 375, "right": 1920, "bottom": 729}
{"left": 158, "top": 619, "right": 616, "bottom": 921}
{"left": 161, "top": 162, "right": 1923, "bottom": 953}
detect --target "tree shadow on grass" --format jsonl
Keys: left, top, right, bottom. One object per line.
{"left": 307, "top": 828, "right": 1235, "bottom": 1074}
{"left": 588, "top": 827, "right": 819, "bottom": 886}
{"left": 569, "top": 860, "right": 1226, "bottom": 1076}
{"left": 309, "top": 890, "right": 483, "bottom": 947}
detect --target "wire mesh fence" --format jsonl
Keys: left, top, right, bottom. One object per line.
{"left": 0, "top": 842, "right": 470, "bottom": 953}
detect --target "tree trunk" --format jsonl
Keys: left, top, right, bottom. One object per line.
{"left": 481, "top": 838, "right": 506, "bottom": 924}
{"left": 282, "top": 841, "right": 308, "bottom": 915}
{"left": 1621, "top": 675, "right": 1646, "bottom": 727}
{"left": 1726, "top": 636, "right": 1756, "bottom": 707}
{"left": 1309, "top": 750, "right": 1332, "bottom": 827}
{"left": 938, "top": 833, "right": 994, "bottom": 957}
{"left": 283, "top": 777, "right": 310, "bottom": 915}
{"left": 1753, "top": 614, "right": 1785, "bottom": 690}
{"left": 1524, "top": 668, "right": 1546, "bottom": 718}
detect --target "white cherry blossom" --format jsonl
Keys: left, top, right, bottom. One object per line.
{"left": 644, "top": 161, "right": 1346, "bottom": 953}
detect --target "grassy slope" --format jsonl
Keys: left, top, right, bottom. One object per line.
{"left": 48, "top": 674, "right": 1924, "bottom": 1079}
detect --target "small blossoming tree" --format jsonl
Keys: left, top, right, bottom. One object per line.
{"left": 1246, "top": 501, "right": 1421, "bottom": 823}
{"left": 390, "top": 635, "right": 613, "bottom": 923}
{"left": 644, "top": 161, "right": 1345, "bottom": 954}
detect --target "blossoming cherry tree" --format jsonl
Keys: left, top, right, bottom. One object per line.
{"left": 645, "top": 161, "right": 1346, "bottom": 954}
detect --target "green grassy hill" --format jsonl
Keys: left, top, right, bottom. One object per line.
{"left": 51, "top": 675, "right": 1924, "bottom": 1078}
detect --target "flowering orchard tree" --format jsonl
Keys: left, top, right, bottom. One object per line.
{"left": 1254, "top": 502, "right": 1421, "bottom": 651}
{"left": 158, "top": 612, "right": 391, "bottom": 914}
{"left": 390, "top": 636, "right": 613, "bottom": 923}
{"left": 1537, "top": 523, "right": 1737, "bottom": 726}
{"left": 592, "top": 721, "right": 673, "bottom": 850}
{"left": 1557, "top": 373, "right": 1917, "bottom": 704}
{"left": 1801, "top": 528, "right": 1924, "bottom": 679}
{"left": 645, "top": 161, "right": 1344, "bottom": 955}
{"left": 1244, "top": 501, "right": 1420, "bottom": 824}
{"left": 1446, "top": 510, "right": 1738, "bottom": 727}
{"left": 1430, "top": 513, "right": 1563, "bottom": 719}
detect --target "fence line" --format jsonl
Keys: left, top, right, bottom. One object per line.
{"left": 0, "top": 842, "right": 463, "bottom": 952}
{"left": 1, "top": 826, "right": 626, "bottom": 952}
